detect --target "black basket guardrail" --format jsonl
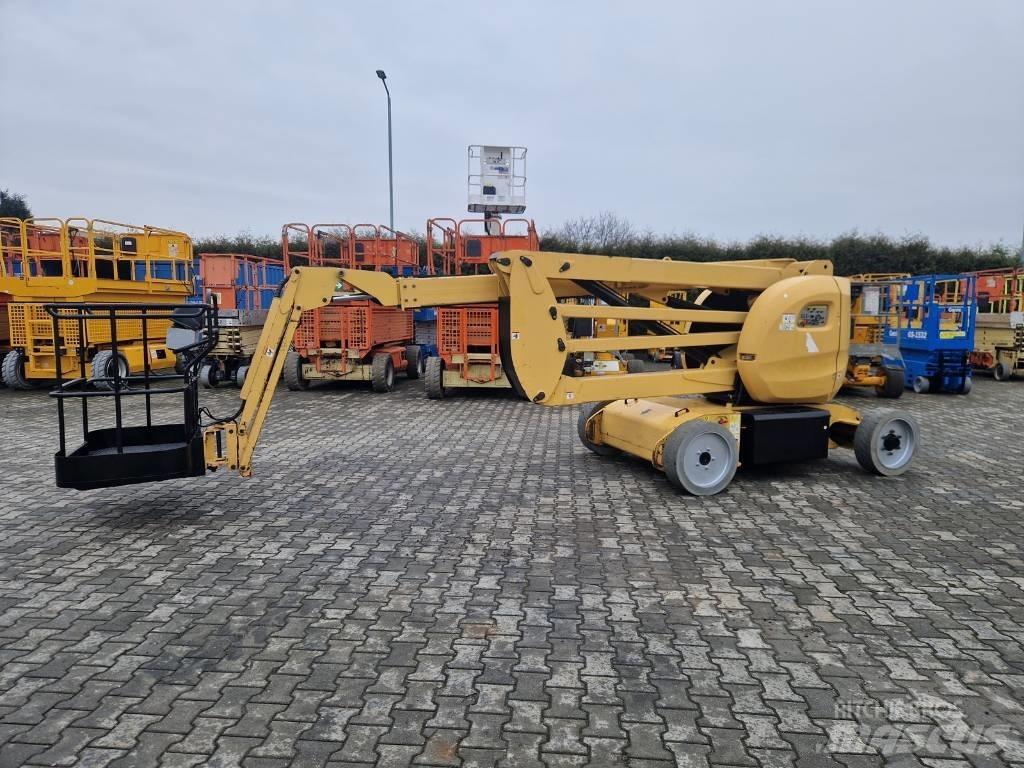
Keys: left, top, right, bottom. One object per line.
{"left": 46, "top": 302, "right": 219, "bottom": 489}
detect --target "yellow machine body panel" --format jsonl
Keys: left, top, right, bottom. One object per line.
{"left": 737, "top": 276, "right": 850, "bottom": 403}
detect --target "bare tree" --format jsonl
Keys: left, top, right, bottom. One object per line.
{"left": 552, "top": 211, "right": 636, "bottom": 253}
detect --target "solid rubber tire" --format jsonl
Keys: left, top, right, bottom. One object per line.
{"left": 854, "top": 410, "right": 919, "bottom": 477}
{"left": 91, "top": 350, "right": 128, "bottom": 390}
{"left": 283, "top": 350, "right": 309, "bottom": 391}
{"left": 371, "top": 352, "right": 395, "bottom": 393}
{"left": 876, "top": 366, "right": 905, "bottom": 399}
{"left": 405, "top": 345, "right": 421, "bottom": 379}
{"left": 1, "top": 350, "right": 33, "bottom": 390}
{"left": 576, "top": 401, "right": 618, "bottom": 457}
{"left": 663, "top": 419, "right": 738, "bottom": 495}
{"left": 425, "top": 356, "right": 445, "bottom": 399}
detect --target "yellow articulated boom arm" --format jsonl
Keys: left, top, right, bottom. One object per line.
{"left": 203, "top": 251, "right": 854, "bottom": 477}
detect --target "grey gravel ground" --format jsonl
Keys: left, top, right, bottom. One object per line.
{"left": 0, "top": 376, "right": 1022, "bottom": 767}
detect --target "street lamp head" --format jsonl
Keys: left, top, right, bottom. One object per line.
{"left": 376, "top": 69, "right": 387, "bottom": 80}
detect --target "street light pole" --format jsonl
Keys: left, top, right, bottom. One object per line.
{"left": 376, "top": 69, "right": 394, "bottom": 233}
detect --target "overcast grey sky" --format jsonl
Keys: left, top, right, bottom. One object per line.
{"left": 2, "top": 0, "right": 1022, "bottom": 247}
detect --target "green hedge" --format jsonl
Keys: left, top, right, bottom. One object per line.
{"left": 538, "top": 232, "right": 1018, "bottom": 276}
{"left": 193, "top": 230, "right": 1018, "bottom": 277}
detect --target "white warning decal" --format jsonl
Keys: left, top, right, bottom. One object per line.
{"left": 805, "top": 332, "right": 819, "bottom": 353}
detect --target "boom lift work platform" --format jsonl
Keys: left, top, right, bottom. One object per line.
{"left": 0, "top": 217, "right": 193, "bottom": 389}
{"left": 48, "top": 251, "right": 920, "bottom": 495}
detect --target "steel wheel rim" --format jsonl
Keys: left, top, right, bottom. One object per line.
{"left": 681, "top": 432, "right": 733, "bottom": 489}
{"left": 876, "top": 418, "right": 915, "bottom": 469}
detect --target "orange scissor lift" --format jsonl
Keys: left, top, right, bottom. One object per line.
{"left": 423, "top": 216, "right": 538, "bottom": 398}
{"left": 281, "top": 223, "right": 426, "bottom": 392}
{"left": 0, "top": 217, "right": 192, "bottom": 389}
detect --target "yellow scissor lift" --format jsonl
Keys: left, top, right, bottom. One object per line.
{"left": 0, "top": 218, "right": 193, "bottom": 389}
{"left": 970, "top": 268, "right": 1024, "bottom": 381}
{"left": 842, "top": 274, "right": 908, "bottom": 398}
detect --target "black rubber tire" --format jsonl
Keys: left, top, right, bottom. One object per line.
{"left": 284, "top": 349, "right": 309, "bottom": 391}
{"left": 994, "top": 361, "right": 1012, "bottom": 381}
{"left": 425, "top": 356, "right": 445, "bottom": 399}
{"left": 234, "top": 365, "right": 249, "bottom": 388}
{"left": 199, "top": 363, "right": 222, "bottom": 389}
{"left": 663, "top": 419, "right": 739, "bottom": 495}
{"left": 91, "top": 350, "right": 128, "bottom": 390}
{"left": 405, "top": 345, "right": 421, "bottom": 379}
{"left": 1, "top": 350, "right": 33, "bottom": 390}
{"left": 912, "top": 376, "right": 930, "bottom": 394}
{"left": 959, "top": 376, "right": 972, "bottom": 395}
{"left": 854, "top": 410, "right": 919, "bottom": 477}
{"left": 626, "top": 358, "right": 646, "bottom": 373}
{"left": 576, "top": 401, "right": 618, "bottom": 456}
{"left": 371, "top": 352, "right": 395, "bottom": 393}
{"left": 876, "top": 366, "right": 905, "bottom": 399}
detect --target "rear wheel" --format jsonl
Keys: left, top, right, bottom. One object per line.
{"left": 425, "top": 356, "right": 445, "bottom": 399}
{"left": 1, "top": 350, "right": 33, "bottom": 390}
{"left": 626, "top": 358, "right": 646, "bottom": 373}
{"left": 199, "top": 363, "right": 221, "bottom": 389}
{"left": 405, "top": 345, "right": 421, "bottom": 379}
{"left": 994, "top": 361, "right": 1012, "bottom": 381}
{"left": 663, "top": 419, "right": 738, "bottom": 495}
{"left": 577, "top": 401, "right": 618, "bottom": 456}
{"left": 959, "top": 376, "right": 972, "bottom": 395}
{"left": 912, "top": 376, "right": 930, "bottom": 394}
{"left": 284, "top": 350, "right": 309, "bottom": 391}
{"left": 854, "top": 410, "right": 919, "bottom": 477}
{"left": 371, "top": 352, "right": 395, "bottom": 393}
{"left": 234, "top": 365, "right": 249, "bottom": 388}
{"left": 876, "top": 366, "right": 905, "bottom": 398}
{"left": 92, "top": 350, "right": 128, "bottom": 390}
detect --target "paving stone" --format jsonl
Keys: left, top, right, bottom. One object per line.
{"left": 0, "top": 381, "right": 1022, "bottom": 768}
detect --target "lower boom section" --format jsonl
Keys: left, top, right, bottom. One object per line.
{"left": 577, "top": 397, "right": 919, "bottom": 495}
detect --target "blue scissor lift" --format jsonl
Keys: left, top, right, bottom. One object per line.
{"left": 897, "top": 274, "right": 977, "bottom": 394}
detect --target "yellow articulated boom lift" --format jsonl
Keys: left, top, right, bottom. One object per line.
{"left": 47, "top": 252, "right": 920, "bottom": 495}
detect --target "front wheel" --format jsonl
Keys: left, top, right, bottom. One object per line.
{"left": 234, "top": 365, "right": 249, "bottom": 388}
{"left": 876, "top": 366, "right": 905, "bottom": 399}
{"left": 1, "top": 350, "right": 33, "bottom": 390}
{"left": 912, "top": 376, "right": 930, "bottom": 394}
{"left": 283, "top": 350, "right": 309, "bottom": 391}
{"left": 371, "top": 352, "right": 396, "bottom": 393}
{"left": 405, "top": 345, "right": 421, "bottom": 379}
{"left": 854, "top": 410, "right": 919, "bottom": 477}
{"left": 199, "top": 363, "right": 222, "bottom": 389}
{"left": 994, "top": 361, "right": 1012, "bottom": 381}
{"left": 425, "top": 356, "right": 445, "bottom": 399}
{"left": 662, "top": 419, "right": 739, "bottom": 495}
{"left": 958, "top": 376, "right": 972, "bottom": 395}
{"left": 577, "top": 401, "right": 617, "bottom": 456}
{"left": 91, "top": 350, "right": 129, "bottom": 390}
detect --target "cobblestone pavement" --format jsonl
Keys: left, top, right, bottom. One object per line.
{"left": 0, "top": 376, "right": 1022, "bottom": 768}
